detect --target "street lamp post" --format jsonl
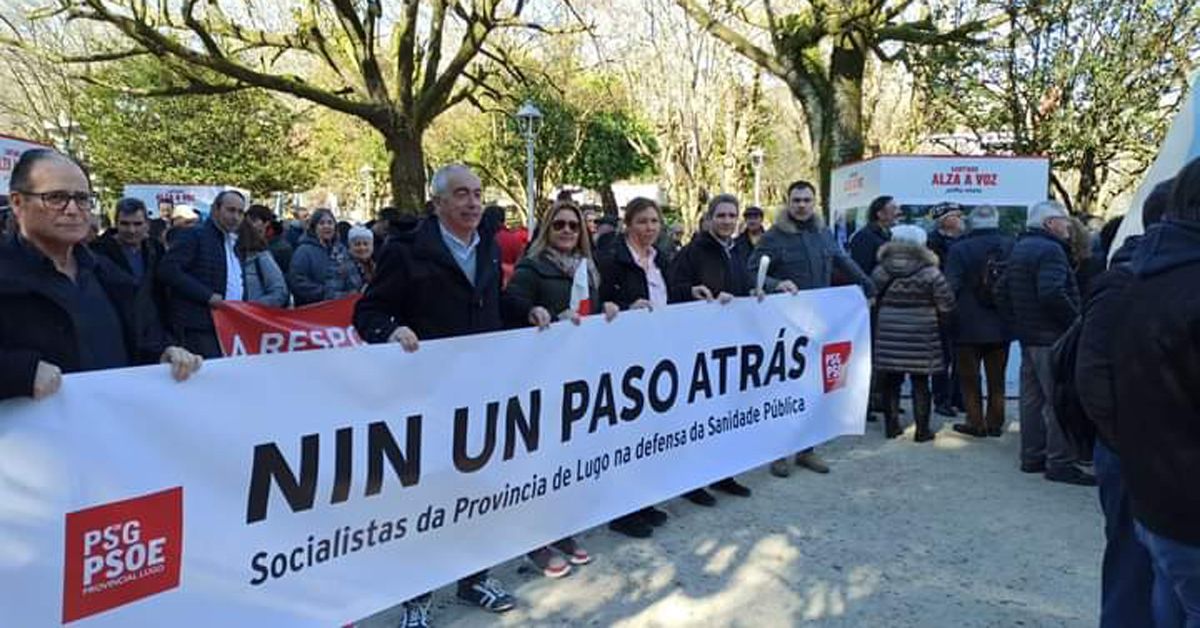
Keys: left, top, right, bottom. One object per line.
{"left": 750, "top": 147, "right": 765, "bottom": 207}
{"left": 517, "top": 100, "right": 543, "bottom": 233}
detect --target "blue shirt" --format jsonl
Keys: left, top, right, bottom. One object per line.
{"left": 122, "top": 244, "right": 145, "bottom": 283}
{"left": 438, "top": 221, "right": 480, "bottom": 286}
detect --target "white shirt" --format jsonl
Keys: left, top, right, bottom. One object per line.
{"left": 223, "top": 231, "right": 243, "bottom": 301}
{"left": 626, "top": 240, "right": 668, "bottom": 309}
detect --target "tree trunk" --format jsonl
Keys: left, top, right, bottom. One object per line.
{"left": 826, "top": 35, "right": 867, "bottom": 218}
{"left": 382, "top": 127, "right": 427, "bottom": 215}
{"left": 599, "top": 183, "right": 618, "bottom": 217}
{"left": 1075, "top": 147, "right": 1098, "bottom": 217}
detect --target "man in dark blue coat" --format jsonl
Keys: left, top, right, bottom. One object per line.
{"left": 847, "top": 194, "right": 897, "bottom": 277}
{"left": 353, "top": 164, "right": 515, "bottom": 628}
{"left": 157, "top": 190, "right": 246, "bottom": 358}
{"left": 1112, "top": 162, "right": 1200, "bottom": 626}
{"left": 996, "top": 199, "right": 1091, "bottom": 485}
{"left": 944, "top": 205, "right": 1013, "bottom": 438}
{"left": 1076, "top": 179, "right": 1180, "bottom": 627}
{"left": 1, "top": 149, "right": 200, "bottom": 402}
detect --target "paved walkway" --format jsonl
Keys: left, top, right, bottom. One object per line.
{"left": 360, "top": 407, "right": 1102, "bottom": 627}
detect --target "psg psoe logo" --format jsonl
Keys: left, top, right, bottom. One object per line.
{"left": 821, "top": 342, "right": 853, "bottom": 393}
{"left": 61, "top": 487, "right": 183, "bottom": 623}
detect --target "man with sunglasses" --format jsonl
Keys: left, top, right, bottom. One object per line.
{"left": 0, "top": 149, "right": 201, "bottom": 401}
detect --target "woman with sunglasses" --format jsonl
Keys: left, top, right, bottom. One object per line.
{"left": 594, "top": 196, "right": 676, "bottom": 539}
{"left": 501, "top": 200, "right": 617, "bottom": 579}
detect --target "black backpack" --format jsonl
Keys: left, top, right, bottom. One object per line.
{"left": 1050, "top": 318, "right": 1095, "bottom": 449}
{"left": 976, "top": 246, "right": 1007, "bottom": 309}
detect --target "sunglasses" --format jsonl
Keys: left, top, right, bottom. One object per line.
{"left": 551, "top": 219, "right": 580, "bottom": 233}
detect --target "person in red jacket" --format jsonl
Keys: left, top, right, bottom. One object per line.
{"left": 489, "top": 204, "right": 529, "bottom": 287}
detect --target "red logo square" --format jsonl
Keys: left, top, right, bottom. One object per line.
{"left": 822, "top": 342, "right": 853, "bottom": 393}
{"left": 62, "top": 487, "right": 183, "bottom": 623}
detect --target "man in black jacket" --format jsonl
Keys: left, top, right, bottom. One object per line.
{"left": 928, "top": 202, "right": 966, "bottom": 417}
{"left": 1113, "top": 163, "right": 1200, "bottom": 626}
{"left": 847, "top": 195, "right": 897, "bottom": 277}
{"left": 353, "top": 164, "right": 516, "bottom": 628}
{"left": 996, "top": 199, "right": 1091, "bottom": 485}
{"left": 1, "top": 149, "right": 200, "bottom": 402}
{"left": 1076, "top": 179, "right": 1180, "bottom": 627}
{"left": 944, "top": 205, "right": 1014, "bottom": 438}
{"left": 91, "top": 198, "right": 169, "bottom": 329}
{"left": 158, "top": 190, "right": 246, "bottom": 358}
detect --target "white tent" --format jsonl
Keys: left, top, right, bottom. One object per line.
{"left": 1111, "top": 72, "right": 1200, "bottom": 257}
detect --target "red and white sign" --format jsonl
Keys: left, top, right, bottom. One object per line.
{"left": 122, "top": 184, "right": 247, "bottom": 219}
{"left": 821, "top": 341, "right": 853, "bottom": 393}
{"left": 0, "top": 134, "right": 50, "bottom": 194}
{"left": 830, "top": 155, "right": 1050, "bottom": 214}
{"left": 61, "top": 488, "right": 183, "bottom": 623}
{"left": 211, "top": 296, "right": 363, "bottom": 356}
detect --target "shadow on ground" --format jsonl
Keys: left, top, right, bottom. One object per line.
{"left": 357, "top": 406, "right": 1102, "bottom": 627}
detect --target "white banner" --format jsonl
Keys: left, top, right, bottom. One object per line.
{"left": 0, "top": 289, "right": 869, "bottom": 627}
{"left": 830, "top": 155, "right": 1050, "bottom": 213}
{"left": 0, "top": 134, "right": 50, "bottom": 194}
{"left": 121, "top": 184, "right": 247, "bottom": 219}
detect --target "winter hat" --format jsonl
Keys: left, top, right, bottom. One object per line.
{"left": 969, "top": 204, "right": 1000, "bottom": 229}
{"left": 930, "top": 202, "right": 963, "bottom": 223}
{"left": 890, "top": 224, "right": 927, "bottom": 247}
{"left": 1026, "top": 200, "right": 1068, "bottom": 229}
{"left": 348, "top": 225, "right": 374, "bottom": 243}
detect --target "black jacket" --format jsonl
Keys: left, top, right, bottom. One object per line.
{"left": 501, "top": 252, "right": 601, "bottom": 327}
{"left": 1113, "top": 220, "right": 1200, "bottom": 545}
{"left": 668, "top": 231, "right": 752, "bottom": 301}
{"left": 943, "top": 228, "right": 1014, "bottom": 345}
{"left": 0, "top": 236, "right": 167, "bottom": 400}
{"left": 1075, "top": 235, "right": 1140, "bottom": 451}
{"left": 926, "top": 229, "right": 962, "bottom": 270}
{"left": 158, "top": 219, "right": 231, "bottom": 332}
{"left": 847, "top": 223, "right": 890, "bottom": 277}
{"left": 996, "top": 229, "right": 1080, "bottom": 346}
{"left": 91, "top": 233, "right": 170, "bottom": 332}
{"left": 354, "top": 217, "right": 502, "bottom": 343}
{"left": 596, "top": 239, "right": 672, "bottom": 309}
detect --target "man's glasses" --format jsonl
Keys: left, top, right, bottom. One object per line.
{"left": 551, "top": 219, "right": 580, "bottom": 233}
{"left": 15, "top": 190, "right": 96, "bottom": 213}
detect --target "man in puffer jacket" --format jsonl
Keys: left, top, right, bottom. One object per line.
{"left": 996, "top": 200, "right": 1091, "bottom": 486}
{"left": 871, "top": 225, "right": 956, "bottom": 441}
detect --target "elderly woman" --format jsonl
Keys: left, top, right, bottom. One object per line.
{"left": 872, "top": 224, "right": 956, "bottom": 442}
{"left": 347, "top": 225, "right": 376, "bottom": 286}
{"left": 287, "top": 208, "right": 363, "bottom": 306}
{"left": 596, "top": 197, "right": 677, "bottom": 539}
{"left": 500, "top": 200, "right": 617, "bottom": 578}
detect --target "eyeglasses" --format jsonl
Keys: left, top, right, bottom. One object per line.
{"left": 551, "top": 219, "right": 580, "bottom": 233}
{"left": 14, "top": 190, "right": 96, "bottom": 213}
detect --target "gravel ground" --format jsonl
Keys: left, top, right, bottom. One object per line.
{"left": 359, "top": 404, "right": 1103, "bottom": 627}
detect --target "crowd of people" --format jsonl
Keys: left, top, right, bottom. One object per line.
{"left": 1, "top": 147, "right": 1197, "bottom": 628}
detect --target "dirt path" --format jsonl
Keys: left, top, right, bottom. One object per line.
{"left": 361, "top": 407, "right": 1102, "bottom": 627}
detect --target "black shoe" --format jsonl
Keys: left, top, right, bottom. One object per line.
{"left": 456, "top": 577, "right": 516, "bottom": 612}
{"left": 683, "top": 488, "right": 717, "bottom": 507}
{"left": 1020, "top": 460, "right": 1047, "bottom": 474}
{"left": 608, "top": 514, "right": 653, "bottom": 538}
{"left": 934, "top": 404, "right": 957, "bottom": 418}
{"left": 1045, "top": 466, "right": 1098, "bottom": 487}
{"left": 986, "top": 426, "right": 1005, "bottom": 437}
{"left": 638, "top": 506, "right": 669, "bottom": 526}
{"left": 710, "top": 478, "right": 752, "bottom": 497}
{"left": 884, "top": 420, "right": 902, "bottom": 439}
{"left": 914, "top": 429, "right": 936, "bottom": 443}
{"left": 952, "top": 423, "right": 987, "bottom": 438}
{"left": 399, "top": 597, "right": 431, "bottom": 628}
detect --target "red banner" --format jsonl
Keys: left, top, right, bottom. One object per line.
{"left": 211, "top": 296, "right": 363, "bottom": 357}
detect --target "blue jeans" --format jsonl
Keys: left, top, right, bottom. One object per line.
{"left": 1136, "top": 521, "right": 1200, "bottom": 627}
{"left": 1095, "top": 441, "right": 1179, "bottom": 627}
